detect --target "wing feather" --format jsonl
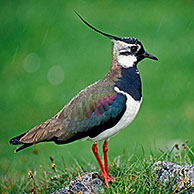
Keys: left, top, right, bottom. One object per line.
{"left": 55, "top": 92, "right": 127, "bottom": 143}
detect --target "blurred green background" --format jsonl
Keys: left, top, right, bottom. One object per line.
{"left": 0, "top": 0, "right": 194, "bottom": 178}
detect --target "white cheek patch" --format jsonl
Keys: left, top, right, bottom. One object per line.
{"left": 112, "top": 40, "right": 140, "bottom": 68}
{"left": 117, "top": 55, "right": 137, "bottom": 68}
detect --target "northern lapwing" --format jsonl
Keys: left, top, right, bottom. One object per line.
{"left": 9, "top": 12, "right": 158, "bottom": 186}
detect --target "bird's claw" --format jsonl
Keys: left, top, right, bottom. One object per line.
{"left": 101, "top": 172, "right": 116, "bottom": 187}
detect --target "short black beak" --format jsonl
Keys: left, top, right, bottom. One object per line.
{"left": 143, "top": 52, "right": 158, "bottom": 61}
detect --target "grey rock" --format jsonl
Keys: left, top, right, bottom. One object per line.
{"left": 153, "top": 161, "right": 194, "bottom": 193}
{"left": 52, "top": 171, "right": 104, "bottom": 194}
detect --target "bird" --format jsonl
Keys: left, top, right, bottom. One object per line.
{"left": 9, "top": 12, "right": 158, "bottom": 187}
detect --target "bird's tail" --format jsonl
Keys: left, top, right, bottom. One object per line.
{"left": 9, "top": 116, "right": 64, "bottom": 152}
{"left": 9, "top": 132, "right": 33, "bottom": 152}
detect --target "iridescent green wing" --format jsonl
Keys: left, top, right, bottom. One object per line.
{"left": 55, "top": 81, "right": 127, "bottom": 143}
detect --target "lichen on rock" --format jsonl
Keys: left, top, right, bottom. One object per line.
{"left": 52, "top": 171, "right": 104, "bottom": 194}
{"left": 153, "top": 161, "right": 194, "bottom": 193}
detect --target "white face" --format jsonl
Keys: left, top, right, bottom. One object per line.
{"left": 113, "top": 40, "right": 141, "bottom": 68}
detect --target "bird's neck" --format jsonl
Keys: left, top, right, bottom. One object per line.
{"left": 108, "top": 55, "right": 142, "bottom": 101}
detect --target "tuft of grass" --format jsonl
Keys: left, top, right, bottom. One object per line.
{"left": 1, "top": 141, "right": 193, "bottom": 193}
{"left": 106, "top": 141, "right": 194, "bottom": 194}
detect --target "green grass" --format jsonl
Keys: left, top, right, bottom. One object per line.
{"left": 0, "top": 0, "right": 194, "bottom": 191}
{"left": 1, "top": 142, "right": 194, "bottom": 193}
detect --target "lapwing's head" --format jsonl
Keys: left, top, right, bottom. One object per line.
{"left": 75, "top": 12, "right": 158, "bottom": 68}
{"left": 112, "top": 38, "right": 157, "bottom": 68}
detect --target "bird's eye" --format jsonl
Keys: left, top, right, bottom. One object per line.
{"left": 119, "top": 51, "right": 131, "bottom": 56}
{"left": 131, "top": 46, "right": 137, "bottom": 52}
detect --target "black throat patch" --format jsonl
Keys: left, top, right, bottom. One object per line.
{"left": 115, "top": 66, "right": 142, "bottom": 101}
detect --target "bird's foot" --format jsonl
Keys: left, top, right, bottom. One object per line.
{"left": 101, "top": 172, "right": 116, "bottom": 187}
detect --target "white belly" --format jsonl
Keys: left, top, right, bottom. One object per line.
{"left": 86, "top": 87, "right": 142, "bottom": 143}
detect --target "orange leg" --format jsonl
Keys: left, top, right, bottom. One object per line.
{"left": 92, "top": 142, "right": 115, "bottom": 187}
{"left": 103, "top": 140, "right": 115, "bottom": 185}
{"left": 92, "top": 143, "right": 105, "bottom": 175}
{"left": 103, "top": 140, "right": 109, "bottom": 175}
